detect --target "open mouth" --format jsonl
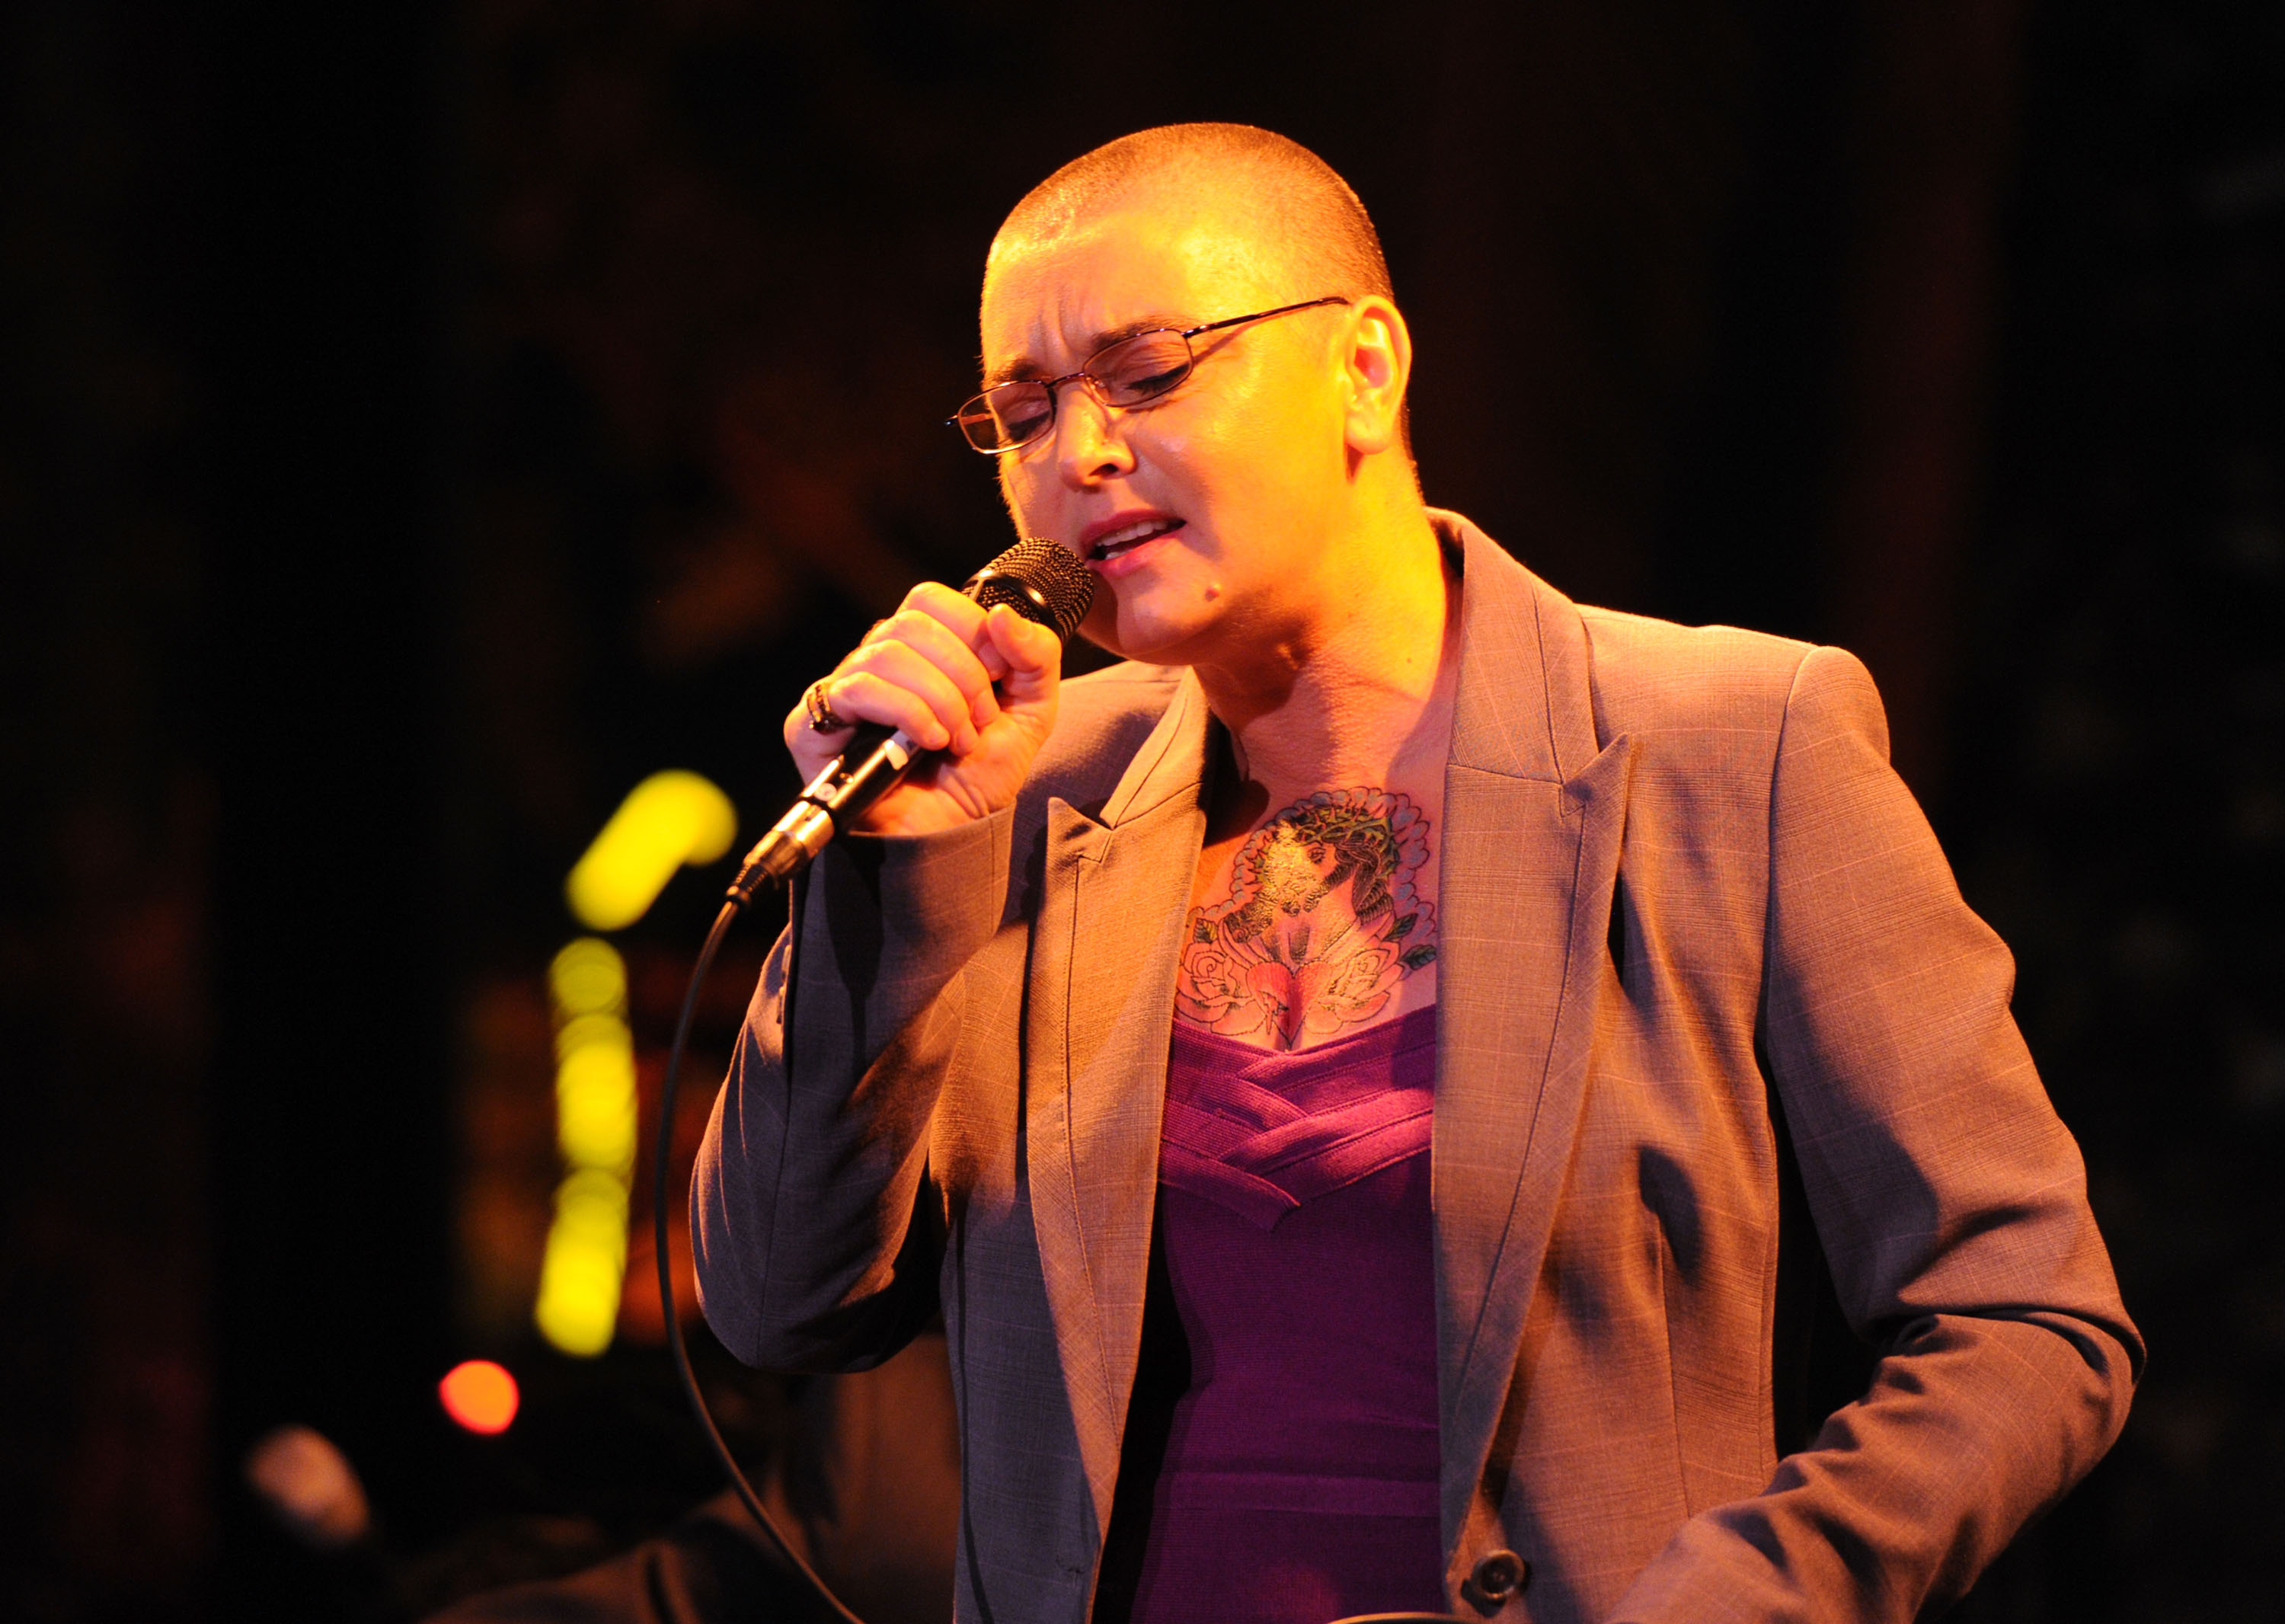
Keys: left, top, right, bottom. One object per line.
{"left": 1087, "top": 516, "right": 1183, "bottom": 564}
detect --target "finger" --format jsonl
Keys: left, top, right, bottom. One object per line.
{"left": 833, "top": 644, "right": 981, "bottom": 753}
{"left": 909, "top": 581, "right": 1015, "bottom": 688}
{"left": 896, "top": 580, "right": 990, "bottom": 649}
{"left": 824, "top": 671, "right": 977, "bottom": 753}
{"left": 784, "top": 696, "right": 830, "bottom": 763}
{"left": 985, "top": 604, "right": 1061, "bottom": 709}
{"left": 858, "top": 606, "right": 1003, "bottom": 732}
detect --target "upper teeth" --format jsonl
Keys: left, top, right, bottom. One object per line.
{"left": 1095, "top": 519, "right": 1171, "bottom": 555}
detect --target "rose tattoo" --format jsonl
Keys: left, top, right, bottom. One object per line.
{"left": 1176, "top": 788, "right": 1438, "bottom": 1050}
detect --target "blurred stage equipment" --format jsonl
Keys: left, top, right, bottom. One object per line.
{"left": 654, "top": 539, "right": 1091, "bottom": 1624}
{"left": 244, "top": 1424, "right": 374, "bottom": 1549}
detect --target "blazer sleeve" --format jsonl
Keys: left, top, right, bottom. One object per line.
{"left": 1613, "top": 644, "right": 2143, "bottom": 1622}
{"left": 692, "top": 808, "right": 1013, "bottom": 1372}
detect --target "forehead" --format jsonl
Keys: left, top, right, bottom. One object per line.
{"left": 979, "top": 203, "right": 1284, "bottom": 378}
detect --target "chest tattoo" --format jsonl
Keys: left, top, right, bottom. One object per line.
{"left": 1175, "top": 787, "right": 1439, "bottom": 1051}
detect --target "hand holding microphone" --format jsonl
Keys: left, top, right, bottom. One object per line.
{"left": 734, "top": 539, "right": 1095, "bottom": 896}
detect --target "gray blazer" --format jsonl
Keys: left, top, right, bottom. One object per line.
{"left": 695, "top": 514, "right": 2140, "bottom": 1624}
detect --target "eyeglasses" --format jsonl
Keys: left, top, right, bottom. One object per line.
{"left": 948, "top": 296, "right": 1350, "bottom": 454}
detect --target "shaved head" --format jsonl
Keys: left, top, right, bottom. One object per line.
{"left": 978, "top": 124, "right": 1427, "bottom": 667}
{"left": 989, "top": 123, "right": 1392, "bottom": 305}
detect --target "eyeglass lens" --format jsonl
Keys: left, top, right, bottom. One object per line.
{"left": 956, "top": 330, "right": 1197, "bottom": 452}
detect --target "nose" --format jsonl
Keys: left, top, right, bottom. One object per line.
{"left": 1051, "top": 385, "right": 1136, "bottom": 489}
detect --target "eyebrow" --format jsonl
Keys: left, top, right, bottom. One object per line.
{"left": 984, "top": 313, "right": 1192, "bottom": 388}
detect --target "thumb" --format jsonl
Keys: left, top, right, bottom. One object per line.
{"left": 986, "top": 604, "right": 1062, "bottom": 712}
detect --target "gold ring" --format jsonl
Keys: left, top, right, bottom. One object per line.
{"left": 804, "top": 678, "right": 848, "bottom": 732}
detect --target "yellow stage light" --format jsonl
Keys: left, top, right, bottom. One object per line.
{"left": 534, "top": 1169, "right": 629, "bottom": 1357}
{"left": 538, "top": 775, "right": 729, "bottom": 1359}
{"left": 555, "top": 1034, "right": 636, "bottom": 1174}
{"left": 536, "top": 936, "right": 644, "bottom": 1356}
{"left": 564, "top": 771, "right": 737, "bottom": 931}
{"left": 548, "top": 937, "right": 627, "bottom": 1019}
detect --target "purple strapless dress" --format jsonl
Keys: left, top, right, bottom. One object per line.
{"left": 1093, "top": 1005, "right": 1444, "bottom": 1624}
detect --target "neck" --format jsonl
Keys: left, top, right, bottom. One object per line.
{"left": 1197, "top": 506, "right": 1459, "bottom": 804}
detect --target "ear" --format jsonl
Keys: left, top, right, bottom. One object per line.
{"left": 1338, "top": 295, "right": 1412, "bottom": 458}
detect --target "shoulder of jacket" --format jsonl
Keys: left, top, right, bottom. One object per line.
{"left": 1027, "top": 660, "right": 1186, "bottom": 801}
{"left": 1574, "top": 604, "right": 1823, "bottom": 743}
{"left": 1052, "top": 659, "right": 1185, "bottom": 734}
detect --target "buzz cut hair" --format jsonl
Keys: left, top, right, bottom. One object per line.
{"left": 992, "top": 123, "right": 1394, "bottom": 302}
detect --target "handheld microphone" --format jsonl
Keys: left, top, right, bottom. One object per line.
{"left": 727, "top": 538, "right": 1095, "bottom": 902}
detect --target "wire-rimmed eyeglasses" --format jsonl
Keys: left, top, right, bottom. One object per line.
{"left": 948, "top": 296, "right": 1351, "bottom": 454}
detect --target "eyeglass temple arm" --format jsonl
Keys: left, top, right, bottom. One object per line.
{"left": 1180, "top": 293, "right": 1351, "bottom": 340}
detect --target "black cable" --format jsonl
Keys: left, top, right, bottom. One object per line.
{"left": 640, "top": 535, "right": 1099, "bottom": 1622}
{"left": 653, "top": 886, "right": 870, "bottom": 1624}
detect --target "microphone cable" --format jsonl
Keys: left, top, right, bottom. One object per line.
{"left": 652, "top": 883, "right": 871, "bottom": 1624}
{"left": 647, "top": 538, "right": 1094, "bottom": 1624}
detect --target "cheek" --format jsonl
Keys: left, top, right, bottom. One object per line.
{"left": 1146, "top": 393, "right": 1284, "bottom": 505}
{"left": 1188, "top": 370, "right": 1341, "bottom": 496}
{"left": 996, "top": 456, "right": 1060, "bottom": 536}
{"left": 1152, "top": 420, "right": 1325, "bottom": 548}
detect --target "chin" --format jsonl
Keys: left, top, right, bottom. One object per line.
{"left": 1091, "top": 598, "right": 1223, "bottom": 669}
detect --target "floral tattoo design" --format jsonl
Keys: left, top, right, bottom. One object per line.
{"left": 1176, "top": 788, "right": 1438, "bottom": 1051}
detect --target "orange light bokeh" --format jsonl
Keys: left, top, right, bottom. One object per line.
{"left": 438, "top": 1359, "right": 519, "bottom": 1434}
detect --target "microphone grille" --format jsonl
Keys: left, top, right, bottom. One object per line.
{"left": 963, "top": 537, "right": 1097, "bottom": 640}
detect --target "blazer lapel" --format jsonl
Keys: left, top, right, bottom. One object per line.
{"left": 1431, "top": 517, "right": 1635, "bottom": 1553}
{"left": 1027, "top": 673, "right": 1213, "bottom": 1538}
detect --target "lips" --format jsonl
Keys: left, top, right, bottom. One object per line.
{"left": 1079, "top": 513, "right": 1183, "bottom": 564}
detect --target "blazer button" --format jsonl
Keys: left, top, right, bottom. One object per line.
{"left": 1469, "top": 1549, "right": 1529, "bottom": 1606}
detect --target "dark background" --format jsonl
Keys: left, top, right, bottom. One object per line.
{"left": 3, "top": 0, "right": 2280, "bottom": 1619}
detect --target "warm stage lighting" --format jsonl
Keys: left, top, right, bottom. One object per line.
{"left": 535, "top": 774, "right": 733, "bottom": 1357}
{"left": 535, "top": 1168, "right": 629, "bottom": 1355}
{"left": 554, "top": 1015, "right": 637, "bottom": 1172}
{"left": 438, "top": 1359, "right": 519, "bottom": 1434}
{"left": 548, "top": 935, "right": 628, "bottom": 1018}
{"left": 564, "top": 770, "right": 737, "bottom": 931}
{"left": 536, "top": 938, "right": 642, "bottom": 1354}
